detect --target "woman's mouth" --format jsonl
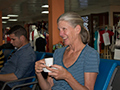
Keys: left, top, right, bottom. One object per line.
{"left": 63, "top": 37, "right": 67, "bottom": 40}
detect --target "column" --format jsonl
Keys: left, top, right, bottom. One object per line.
{"left": 48, "top": 0, "right": 64, "bottom": 53}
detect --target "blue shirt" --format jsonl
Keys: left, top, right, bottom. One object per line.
{"left": 0, "top": 43, "right": 36, "bottom": 88}
{"left": 52, "top": 44, "right": 100, "bottom": 90}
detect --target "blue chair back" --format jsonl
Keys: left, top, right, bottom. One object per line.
{"left": 29, "top": 51, "right": 46, "bottom": 77}
{"left": 44, "top": 52, "right": 53, "bottom": 58}
{"left": 30, "top": 52, "right": 53, "bottom": 88}
{"left": 28, "top": 51, "right": 46, "bottom": 88}
{"left": 35, "top": 51, "right": 46, "bottom": 61}
{"left": 94, "top": 59, "right": 117, "bottom": 90}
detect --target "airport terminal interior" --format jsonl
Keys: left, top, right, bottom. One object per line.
{"left": 1, "top": 0, "right": 120, "bottom": 89}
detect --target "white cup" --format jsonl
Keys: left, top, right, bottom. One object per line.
{"left": 43, "top": 57, "right": 53, "bottom": 72}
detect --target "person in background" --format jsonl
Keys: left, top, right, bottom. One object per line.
{"left": 0, "top": 42, "right": 14, "bottom": 50}
{"left": 0, "top": 25, "right": 36, "bottom": 90}
{"left": 0, "top": 49, "right": 5, "bottom": 70}
{"left": 35, "top": 12, "right": 100, "bottom": 90}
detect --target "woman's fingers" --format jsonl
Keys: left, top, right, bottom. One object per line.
{"left": 35, "top": 59, "right": 46, "bottom": 73}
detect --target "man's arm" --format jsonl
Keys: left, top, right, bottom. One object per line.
{"left": 0, "top": 73, "right": 18, "bottom": 82}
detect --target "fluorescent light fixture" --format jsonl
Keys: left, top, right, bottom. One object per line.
{"left": 41, "top": 5, "right": 49, "bottom": 8}
{"left": 2, "top": 17, "right": 10, "bottom": 19}
{"left": 2, "top": 21, "right": 7, "bottom": 23}
{"left": 41, "top": 11, "right": 49, "bottom": 14}
{"left": 7, "top": 14, "right": 19, "bottom": 17}
{"left": 8, "top": 19, "right": 18, "bottom": 21}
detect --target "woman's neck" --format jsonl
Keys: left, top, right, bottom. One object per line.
{"left": 68, "top": 42, "right": 86, "bottom": 52}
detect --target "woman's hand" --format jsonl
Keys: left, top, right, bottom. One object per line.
{"left": 35, "top": 59, "right": 46, "bottom": 74}
{"left": 47, "top": 64, "right": 70, "bottom": 80}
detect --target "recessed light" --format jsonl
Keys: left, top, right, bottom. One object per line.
{"left": 41, "top": 5, "right": 49, "bottom": 8}
{"left": 2, "top": 21, "right": 7, "bottom": 23}
{"left": 8, "top": 19, "right": 18, "bottom": 21}
{"left": 7, "top": 15, "right": 19, "bottom": 17}
{"left": 41, "top": 11, "right": 49, "bottom": 14}
{"left": 2, "top": 17, "right": 10, "bottom": 19}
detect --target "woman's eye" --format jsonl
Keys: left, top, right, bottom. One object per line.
{"left": 63, "top": 28, "right": 66, "bottom": 30}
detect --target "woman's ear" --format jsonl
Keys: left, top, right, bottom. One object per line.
{"left": 75, "top": 25, "right": 81, "bottom": 34}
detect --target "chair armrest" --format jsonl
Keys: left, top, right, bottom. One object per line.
{"left": 11, "top": 80, "right": 38, "bottom": 90}
{"left": 1, "top": 76, "right": 36, "bottom": 90}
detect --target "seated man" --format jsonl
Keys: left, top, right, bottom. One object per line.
{"left": 0, "top": 25, "right": 36, "bottom": 90}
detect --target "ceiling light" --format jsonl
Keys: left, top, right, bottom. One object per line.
{"left": 2, "top": 17, "right": 10, "bottom": 19}
{"left": 41, "top": 5, "right": 49, "bottom": 8}
{"left": 41, "top": 11, "right": 49, "bottom": 14}
{"left": 7, "top": 15, "right": 19, "bottom": 17}
{"left": 8, "top": 19, "right": 18, "bottom": 21}
{"left": 2, "top": 21, "right": 7, "bottom": 23}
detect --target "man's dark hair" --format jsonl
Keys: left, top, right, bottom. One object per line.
{"left": 7, "top": 25, "right": 27, "bottom": 39}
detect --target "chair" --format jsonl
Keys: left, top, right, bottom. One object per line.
{"left": 11, "top": 52, "right": 53, "bottom": 90}
{"left": 101, "top": 59, "right": 120, "bottom": 90}
{"left": 44, "top": 52, "right": 53, "bottom": 58}
{"left": 35, "top": 51, "right": 46, "bottom": 61}
{"left": 1, "top": 51, "right": 46, "bottom": 90}
{"left": 28, "top": 51, "right": 46, "bottom": 88}
{"left": 94, "top": 59, "right": 117, "bottom": 90}
{"left": 12, "top": 57, "right": 117, "bottom": 90}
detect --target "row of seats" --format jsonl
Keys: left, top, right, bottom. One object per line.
{"left": 97, "top": 59, "right": 120, "bottom": 90}
{"left": 2, "top": 49, "right": 120, "bottom": 90}
{"left": 1, "top": 49, "right": 53, "bottom": 90}
{"left": 94, "top": 59, "right": 117, "bottom": 90}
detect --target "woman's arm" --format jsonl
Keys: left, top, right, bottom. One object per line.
{"left": 35, "top": 59, "right": 54, "bottom": 90}
{"left": 84, "top": 72, "right": 98, "bottom": 90}
{"left": 48, "top": 65, "right": 98, "bottom": 90}
{"left": 36, "top": 73, "right": 53, "bottom": 90}
{"left": 65, "top": 72, "right": 97, "bottom": 90}
{"left": 64, "top": 72, "right": 88, "bottom": 90}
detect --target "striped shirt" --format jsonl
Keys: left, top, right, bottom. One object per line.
{"left": 52, "top": 44, "right": 100, "bottom": 90}
{"left": 0, "top": 49, "right": 5, "bottom": 69}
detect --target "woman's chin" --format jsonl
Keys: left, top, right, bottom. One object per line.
{"left": 64, "top": 39, "right": 69, "bottom": 46}
{"left": 64, "top": 42, "right": 69, "bottom": 46}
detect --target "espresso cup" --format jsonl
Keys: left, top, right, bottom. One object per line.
{"left": 43, "top": 57, "right": 53, "bottom": 72}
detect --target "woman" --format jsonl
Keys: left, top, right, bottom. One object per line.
{"left": 35, "top": 12, "right": 100, "bottom": 90}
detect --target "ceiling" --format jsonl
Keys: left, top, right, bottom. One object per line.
{"left": 1, "top": 0, "right": 120, "bottom": 28}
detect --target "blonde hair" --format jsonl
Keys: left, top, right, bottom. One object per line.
{"left": 57, "top": 12, "right": 90, "bottom": 44}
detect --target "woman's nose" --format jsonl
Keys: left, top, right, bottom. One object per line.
{"left": 59, "top": 30, "right": 64, "bottom": 37}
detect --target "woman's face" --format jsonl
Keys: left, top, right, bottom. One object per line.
{"left": 58, "top": 21, "right": 78, "bottom": 46}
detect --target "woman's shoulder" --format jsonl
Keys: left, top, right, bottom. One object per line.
{"left": 54, "top": 46, "right": 67, "bottom": 52}
{"left": 86, "top": 44, "right": 98, "bottom": 52}
{"left": 83, "top": 45, "right": 100, "bottom": 64}
{"left": 53, "top": 46, "right": 67, "bottom": 57}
